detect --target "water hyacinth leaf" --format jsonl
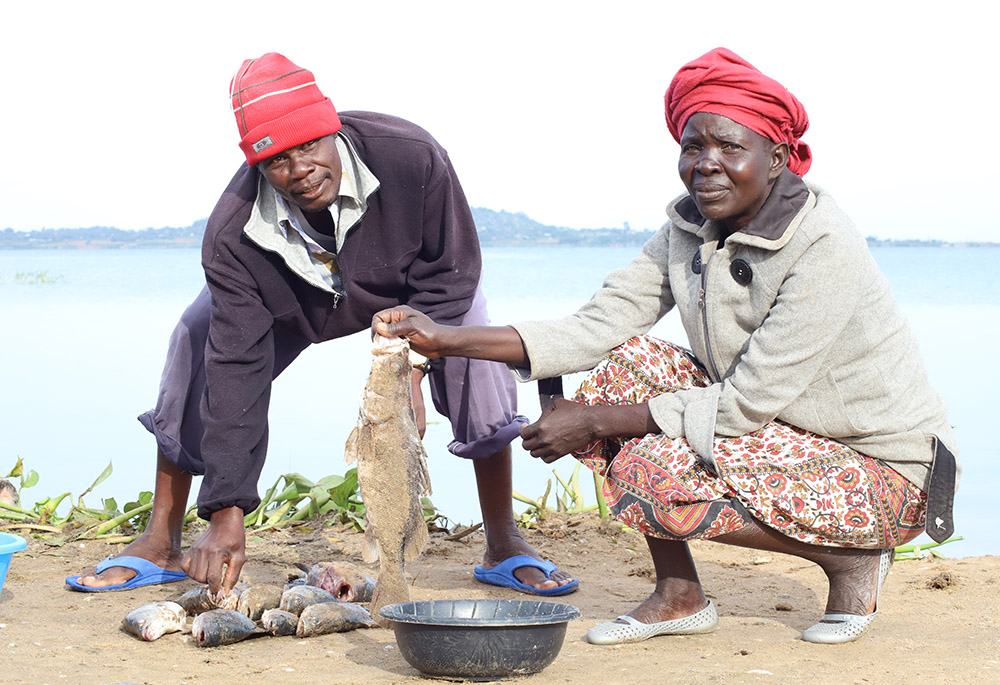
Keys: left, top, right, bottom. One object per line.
{"left": 595, "top": 471, "right": 609, "bottom": 518}
{"left": 263, "top": 501, "right": 292, "bottom": 526}
{"left": 67, "top": 506, "right": 113, "bottom": 523}
{"left": 90, "top": 501, "right": 154, "bottom": 536}
{"left": 36, "top": 493, "right": 71, "bottom": 514}
{"left": 6, "top": 458, "right": 23, "bottom": 478}
{"left": 282, "top": 473, "right": 315, "bottom": 492}
{"left": 326, "top": 469, "right": 359, "bottom": 509}
{"left": 77, "top": 461, "right": 113, "bottom": 501}
{"left": 245, "top": 475, "right": 283, "bottom": 526}
{"left": 21, "top": 469, "right": 39, "bottom": 490}
{"left": 314, "top": 474, "right": 346, "bottom": 490}
{"left": 420, "top": 496, "right": 437, "bottom": 521}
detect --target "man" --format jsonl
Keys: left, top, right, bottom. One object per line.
{"left": 67, "top": 53, "right": 576, "bottom": 597}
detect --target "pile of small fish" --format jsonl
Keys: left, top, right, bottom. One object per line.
{"left": 121, "top": 561, "right": 377, "bottom": 648}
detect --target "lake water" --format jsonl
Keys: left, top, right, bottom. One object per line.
{"left": 1, "top": 245, "right": 996, "bottom": 558}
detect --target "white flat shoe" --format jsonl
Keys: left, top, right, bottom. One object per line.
{"left": 586, "top": 600, "right": 718, "bottom": 645}
{"left": 801, "top": 548, "right": 893, "bottom": 644}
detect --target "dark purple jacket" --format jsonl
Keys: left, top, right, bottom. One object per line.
{"left": 197, "top": 112, "right": 481, "bottom": 517}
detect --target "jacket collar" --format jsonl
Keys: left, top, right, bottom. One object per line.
{"left": 241, "top": 132, "right": 381, "bottom": 291}
{"left": 667, "top": 169, "right": 815, "bottom": 251}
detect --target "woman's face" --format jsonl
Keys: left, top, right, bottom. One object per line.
{"left": 678, "top": 112, "right": 787, "bottom": 234}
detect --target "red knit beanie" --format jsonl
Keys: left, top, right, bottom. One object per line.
{"left": 230, "top": 53, "right": 342, "bottom": 166}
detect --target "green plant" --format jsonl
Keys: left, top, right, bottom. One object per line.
{"left": 512, "top": 462, "right": 607, "bottom": 528}
{"left": 894, "top": 536, "right": 962, "bottom": 561}
{"left": 0, "top": 459, "right": 439, "bottom": 544}
{"left": 14, "top": 270, "right": 62, "bottom": 284}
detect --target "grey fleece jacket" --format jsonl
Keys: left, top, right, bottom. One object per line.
{"left": 512, "top": 171, "right": 958, "bottom": 494}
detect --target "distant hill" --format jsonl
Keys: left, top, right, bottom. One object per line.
{"left": 471, "top": 208, "right": 654, "bottom": 246}
{"left": 0, "top": 220, "right": 208, "bottom": 249}
{"left": 0, "top": 209, "right": 654, "bottom": 250}
{"left": 0, "top": 211, "right": 995, "bottom": 250}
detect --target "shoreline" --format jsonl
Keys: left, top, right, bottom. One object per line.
{"left": 2, "top": 513, "right": 997, "bottom": 683}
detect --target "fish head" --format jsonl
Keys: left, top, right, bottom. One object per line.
{"left": 361, "top": 336, "right": 414, "bottom": 422}
{"left": 370, "top": 336, "right": 411, "bottom": 380}
{"left": 314, "top": 561, "right": 373, "bottom": 602}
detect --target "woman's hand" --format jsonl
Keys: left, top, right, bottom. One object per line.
{"left": 519, "top": 399, "right": 599, "bottom": 462}
{"left": 372, "top": 306, "right": 450, "bottom": 359}
{"left": 372, "top": 306, "right": 530, "bottom": 366}
{"left": 520, "top": 399, "right": 660, "bottom": 462}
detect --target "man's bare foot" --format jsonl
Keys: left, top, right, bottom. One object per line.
{"left": 75, "top": 536, "right": 184, "bottom": 588}
{"left": 481, "top": 531, "right": 574, "bottom": 592}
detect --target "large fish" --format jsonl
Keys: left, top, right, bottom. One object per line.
{"left": 278, "top": 585, "right": 338, "bottom": 616}
{"left": 296, "top": 601, "right": 375, "bottom": 637}
{"left": 236, "top": 584, "right": 283, "bottom": 621}
{"left": 191, "top": 609, "right": 265, "bottom": 647}
{"left": 121, "top": 601, "right": 186, "bottom": 642}
{"left": 175, "top": 584, "right": 242, "bottom": 615}
{"left": 296, "top": 560, "right": 376, "bottom": 603}
{"left": 345, "top": 336, "right": 431, "bottom": 625}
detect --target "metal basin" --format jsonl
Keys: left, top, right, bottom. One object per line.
{"left": 380, "top": 599, "right": 581, "bottom": 680}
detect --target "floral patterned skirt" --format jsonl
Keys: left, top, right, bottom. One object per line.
{"left": 572, "top": 336, "right": 927, "bottom": 549}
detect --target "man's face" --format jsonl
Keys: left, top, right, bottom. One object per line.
{"left": 677, "top": 112, "right": 786, "bottom": 234}
{"left": 259, "top": 135, "right": 342, "bottom": 213}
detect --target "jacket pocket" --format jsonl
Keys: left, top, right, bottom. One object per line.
{"left": 806, "top": 369, "right": 861, "bottom": 438}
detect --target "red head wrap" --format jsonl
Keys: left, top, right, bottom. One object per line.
{"left": 664, "top": 47, "right": 812, "bottom": 176}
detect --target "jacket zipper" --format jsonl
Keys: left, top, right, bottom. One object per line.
{"left": 698, "top": 251, "right": 722, "bottom": 381}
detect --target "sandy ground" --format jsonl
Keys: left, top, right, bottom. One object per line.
{"left": 1, "top": 513, "right": 997, "bottom": 684}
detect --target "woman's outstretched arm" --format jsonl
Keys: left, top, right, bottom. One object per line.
{"left": 372, "top": 305, "right": 528, "bottom": 366}
{"left": 372, "top": 305, "right": 658, "bottom": 461}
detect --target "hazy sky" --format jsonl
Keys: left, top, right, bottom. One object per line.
{"left": 3, "top": 1, "right": 994, "bottom": 241}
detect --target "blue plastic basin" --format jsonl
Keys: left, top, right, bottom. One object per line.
{"left": 0, "top": 532, "right": 27, "bottom": 595}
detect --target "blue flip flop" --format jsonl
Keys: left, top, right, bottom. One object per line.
{"left": 473, "top": 555, "right": 579, "bottom": 596}
{"left": 65, "top": 555, "right": 188, "bottom": 592}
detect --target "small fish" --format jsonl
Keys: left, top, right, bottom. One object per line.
{"left": 236, "top": 584, "right": 283, "bottom": 621}
{"left": 296, "top": 602, "right": 375, "bottom": 637}
{"left": 0, "top": 478, "right": 18, "bottom": 507}
{"left": 345, "top": 336, "right": 431, "bottom": 625}
{"left": 121, "top": 601, "right": 186, "bottom": 642}
{"left": 176, "top": 584, "right": 242, "bottom": 615}
{"left": 191, "top": 609, "right": 265, "bottom": 648}
{"left": 297, "top": 561, "right": 376, "bottom": 603}
{"left": 261, "top": 608, "right": 300, "bottom": 637}
{"left": 279, "top": 585, "right": 338, "bottom": 616}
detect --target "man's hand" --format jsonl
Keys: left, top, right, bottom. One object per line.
{"left": 181, "top": 505, "right": 246, "bottom": 595}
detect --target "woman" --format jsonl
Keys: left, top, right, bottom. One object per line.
{"left": 373, "top": 47, "right": 959, "bottom": 645}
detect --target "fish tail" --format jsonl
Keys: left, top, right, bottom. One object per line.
{"left": 344, "top": 424, "right": 360, "bottom": 465}
{"left": 371, "top": 567, "right": 409, "bottom": 627}
{"left": 415, "top": 439, "right": 432, "bottom": 496}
